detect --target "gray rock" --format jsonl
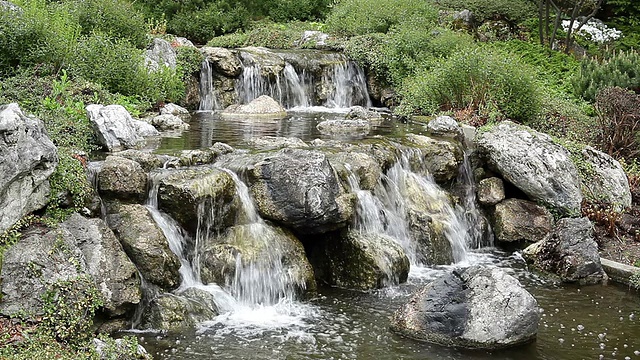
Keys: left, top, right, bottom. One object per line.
{"left": 316, "top": 119, "right": 371, "bottom": 136}
{"left": 149, "top": 114, "right": 190, "bottom": 131}
{"left": 493, "top": 198, "right": 553, "bottom": 243}
{"left": 201, "top": 47, "right": 242, "bottom": 77}
{"left": 200, "top": 223, "right": 316, "bottom": 297}
{"left": 86, "top": 104, "right": 143, "bottom": 151}
{"left": 221, "top": 95, "right": 287, "bottom": 118}
{"left": 452, "top": 9, "right": 475, "bottom": 30}
{"left": 391, "top": 266, "right": 539, "bottom": 349}
{"left": 476, "top": 121, "right": 582, "bottom": 215}
{"left": 158, "top": 167, "right": 238, "bottom": 234}
{"left": 579, "top": 146, "right": 632, "bottom": 211}
{"left": 477, "top": 177, "right": 505, "bottom": 206}
{"left": 523, "top": 217, "right": 607, "bottom": 285}
{"left": 160, "top": 103, "right": 190, "bottom": 116}
{"left": 311, "top": 232, "right": 409, "bottom": 291}
{"left": 141, "top": 288, "right": 218, "bottom": 332}
{"left": 0, "top": 103, "right": 58, "bottom": 233}
{"left": 106, "top": 203, "right": 181, "bottom": 291}
{"left": 176, "top": 143, "right": 234, "bottom": 167}
{"left": 427, "top": 115, "right": 464, "bottom": 142}
{"left": 62, "top": 214, "right": 141, "bottom": 316}
{"left": 248, "top": 136, "right": 309, "bottom": 150}
{"left": 296, "top": 30, "right": 330, "bottom": 48}
{"left": 145, "top": 37, "right": 177, "bottom": 71}
{"left": 98, "top": 156, "right": 148, "bottom": 202}
{"left": 345, "top": 106, "right": 382, "bottom": 120}
{"left": 92, "top": 338, "right": 151, "bottom": 360}
{"left": 132, "top": 119, "right": 160, "bottom": 137}
{"left": 403, "top": 134, "right": 463, "bottom": 183}
{"left": 114, "top": 149, "right": 169, "bottom": 172}
{"left": 248, "top": 148, "right": 355, "bottom": 234}
{"left": 328, "top": 151, "right": 382, "bottom": 191}
{"left": 174, "top": 37, "right": 195, "bottom": 48}
{"left": 0, "top": 226, "right": 86, "bottom": 317}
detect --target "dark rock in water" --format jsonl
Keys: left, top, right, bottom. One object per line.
{"left": 248, "top": 148, "right": 355, "bottom": 234}
{"left": 523, "top": 217, "right": 607, "bottom": 285}
{"left": 62, "top": 214, "right": 142, "bottom": 316}
{"left": 200, "top": 223, "right": 316, "bottom": 298}
{"left": 476, "top": 121, "right": 582, "bottom": 216}
{"left": 310, "top": 231, "right": 409, "bottom": 291}
{"left": 98, "top": 155, "right": 148, "bottom": 203}
{"left": 106, "top": 203, "right": 181, "bottom": 291}
{"left": 493, "top": 198, "right": 553, "bottom": 243}
{"left": 0, "top": 103, "right": 58, "bottom": 233}
{"left": 141, "top": 288, "right": 219, "bottom": 332}
{"left": 391, "top": 266, "right": 539, "bottom": 349}
{"left": 345, "top": 106, "right": 382, "bottom": 120}
{"left": 158, "top": 167, "right": 238, "bottom": 234}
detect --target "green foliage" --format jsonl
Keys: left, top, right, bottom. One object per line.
{"left": 434, "top": 0, "right": 536, "bottom": 24}
{"left": 528, "top": 92, "right": 596, "bottom": 144}
{"left": 207, "top": 32, "right": 249, "bottom": 48}
{"left": 325, "top": 0, "right": 438, "bottom": 36}
{"left": 572, "top": 49, "right": 640, "bottom": 102}
{"left": 397, "top": 47, "right": 541, "bottom": 122}
{"left": 70, "top": 0, "right": 147, "bottom": 48}
{"left": 46, "top": 150, "right": 93, "bottom": 221}
{"left": 176, "top": 45, "right": 205, "bottom": 81}
{"left": 242, "top": 0, "right": 333, "bottom": 23}
{"left": 0, "top": 0, "right": 80, "bottom": 76}
{"left": 168, "top": 1, "right": 249, "bottom": 44}
{"left": 41, "top": 276, "right": 103, "bottom": 345}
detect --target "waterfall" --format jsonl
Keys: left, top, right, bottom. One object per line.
{"left": 86, "top": 161, "right": 106, "bottom": 219}
{"left": 199, "top": 49, "right": 372, "bottom": 111}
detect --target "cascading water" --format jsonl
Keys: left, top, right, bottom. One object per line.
{"left": 199, "top": 48, "right": 371, "bottom": 111}
{"left": 456, "top": 152, "right": 494, "bottom": 249}
{"left": 86, "top": 161, "right": 106, "bottom": 218}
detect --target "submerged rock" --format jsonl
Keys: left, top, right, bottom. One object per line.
{"left": 579, "top": 146, "right": 631, "bottom": 211}
{"left": 248, "top": 148, "right": 355, "bottom": 234}
{"left": 316, "top": 119, "right": 371, "bottom": 136}
{"left": 200, "top": 223, "right": 316, "bottom": 297}
{"left": 98, "top": 155, "right": 148, "bottom": 203}
{"left": 106, "top": 203, "right": 181, "bottom": 291}
{"left": 0, "top": 103, "right": 58, "bottom": 233}
{"left": 476, "top": 121, "right": 582, "bottom": 215}
{"left": 158, "top": 167, "right": 238, "bottom": 234}
{"left": 492, "top": 198, "right": 553, "bottom": 243}
{"left": 62, "top": 214, "right": 141, "bottom": 316}
{"left": 311, "top": 232, "right": 409, "bottom": 291}
{"left": 523, "top": 217, "right": 607, "bottom": 285}
{"left": 248, "top": 136, "right": 309, "bottom": 150}
{"left": 221, "top": 95, "right": 287, "bottom": 118}
{"left": 391, "top": 266, "right": 539, "bottom": 349}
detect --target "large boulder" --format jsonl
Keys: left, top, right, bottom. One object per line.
{"left": 62, "top": 214, "right": 142, "bottom": 316}
{"left": 476, "top": 121, "right": 582, "bottom": 215}
{"left": 97, "top": 156, "right": 148, "bottom": 202}
{"left": 0, "top": 103, "right": 58, "bottom": 233}
{"left": 221, "top": 95, "right": 287, "bottom": 118}
{"left": 200, "top": 223, "right": 316, "bottom": 298}
{"left": 310, "top": 232, "right": 409, "bottom": 291}
{"left": 106, "top": 203, "right": 181, "bottom": 291}
{"left": 523, "top": 217, "right": 607, "bottom": 285}
{"left": 200, "top": 47, "right": 242, "bottom": 77}
{"left": 157, "top": 167, "right": 238, "bottom": 234}
{"left": 391, "top": 266, "right": 539, "bottom": 349}
{"left": 579, "top": 146, "right": 632, "bottom": 211}
{"left": 141, "top": 288, "right": 218, "bottom": 332}
{"left": 248, "top": 148, "right": 355, "bottom": 234}
{"left": 493, "top": 198, "right": 553, "bottom": 243}
{"left": 148, "top": 114, "right": 190, "bottom": 131}
{"left": 145, "top": 38, "right": 177, "bottom": 71}
{"left": 86, "top": 104, "right": 159, "bottom": 152}
{"left": 403, "top": 134, "right": 463, "bottom": 183}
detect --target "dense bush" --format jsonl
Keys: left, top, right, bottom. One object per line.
{"left": 245, "top": 0, "right": 333, "bottom": 23}
{"left": 70, "top": 0, "right": 147, "bottom": 48}
{"left": 572, "top": 49, "right": 640, "bottom": 102}
{"left": 397, "top": 47, "right": 541, "bottom": 122}
{"left": 325, "top": 0, "right": 438, "bottom": 36}
{"left": 168, "top": 1, "right": 249, "bottom": 44}
{"left": 0, "top": 0, "right": 79, "bottom": 76}
{"left": 434, "top": 0, "right": 537, "bottom": 25}
{"left": 207, "top": 32, "right": 249, "bottom": 48}
{"left": 594, "top": 86, "right": 640, "bottom": 159}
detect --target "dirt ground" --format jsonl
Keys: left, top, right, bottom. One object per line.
{"left": 596, "top": 204, "right": 640, "bottom": 266}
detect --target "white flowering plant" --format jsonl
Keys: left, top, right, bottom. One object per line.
{"left": 562, "top": 19, "right": 622, "bottom": 43}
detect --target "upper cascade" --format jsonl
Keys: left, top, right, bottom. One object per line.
{"left": 199, "top": 47, "right": 372, "bottom": 111}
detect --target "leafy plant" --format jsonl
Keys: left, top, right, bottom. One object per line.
{"left": 70, "top": 0, "right": 148, "bottom": 48}
{"left": 434, "top": 0, "right": 536, "bottom": 25}
{"left": 572, "top": 49, "right": 640, "bottom": 102}
{"left": 207, "top": 32, "right": 249, "bottom": 48}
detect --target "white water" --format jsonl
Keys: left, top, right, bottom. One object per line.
{"left": 199, "top": 49, "right": 371, "bottom": 111}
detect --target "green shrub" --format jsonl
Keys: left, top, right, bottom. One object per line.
{"left": 572, "top": 49, "right": 640, "bottom": 102}
{"left": 168, "top": 1, "right": 249, "bottom": 44}
{"left": 397, "top": 47, "right": 541, "bottom": 122}
{"left": 0, "top": 0, "right": 80, "bottom": 76}
{"left": 254, "top": 0, "right": 333, "bottom": 23}
{"left": 176, "top": 45, "right": 205, "bottom": 81}
{"left": 70, "top": 0, "right": 147, "bottom": 48}
{"left": 326, "top": 0, "right": 438, "bottom": 36}
{"left": 207, "top": 32, "right": 249, "bottom": 48}
{"left": 433, "top": 0, "right": 537, "bottom": 25}
{"left": 528, "top": 92, "right": 596, "bottom": 144}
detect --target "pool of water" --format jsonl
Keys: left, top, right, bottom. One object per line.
{"left": 134, "top": 250, "right": 640, "bottom": 360}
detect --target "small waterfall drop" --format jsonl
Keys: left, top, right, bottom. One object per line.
{"left": 199, "top": 60, "right": 221, "bottom": 111}
{"left": 86, "top": 161, "right": 106, "bottom": 219}
{"left": 456, "top": 152, "right": 494, "bottom": 249}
